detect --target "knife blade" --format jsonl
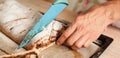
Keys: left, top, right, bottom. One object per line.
{"left": 18, "top": 0, "right": 68, "bottom": 49}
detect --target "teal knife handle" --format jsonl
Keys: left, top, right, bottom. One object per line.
{"left": 19, "top": 0, "right": 68, "bottom": 49}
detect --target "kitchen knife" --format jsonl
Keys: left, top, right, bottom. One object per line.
{"left": 18, "top": 0, "right": 68, "bottom": 49}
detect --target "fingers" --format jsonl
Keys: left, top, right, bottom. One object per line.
{"left": 66, "top": 27, "right": 87, "bottom": 46}
{"left": 57, "top": 24, "right": 77, "bottom": 44}
{"left": 73, "top": 33, "right": 89, "bottom": 48}
{"left": 84, "top": 32, "right": 100, "bottom": 48}
{"left": 71, "top": 32, "right": 100, "bottom": 50}
{"left": 71, "top": 45, "right": 78, "bottom": 51}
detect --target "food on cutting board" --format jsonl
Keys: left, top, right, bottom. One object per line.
{"left": 0, "top": 0, "right": 83, "bottom": 58}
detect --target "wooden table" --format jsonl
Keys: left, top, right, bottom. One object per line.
{"left": 16, "top": 0, "right": 120, "bottom": 57}
{"left": 0, "top": 0, "right": 120, "bottom": 57}
{"left": 17, "top": 0, "right": 77, "bottom": 23}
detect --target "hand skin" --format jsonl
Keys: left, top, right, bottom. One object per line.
{"left": 57, "top": 0, "right": 120, "bottom": 50}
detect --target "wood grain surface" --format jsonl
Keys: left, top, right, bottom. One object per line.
{"left": 0, "top": 32, "right": 26, "bottom": 54}
{"left": 17, "top": 0, "right": 77, "bottom": 23}
{"left": 16, "top": 1, "right": 120, "bottom": 58}
{"left": 0, "top": 0, "right": 120, "bottom": 58}
{"left": 0, "top": 50, "right": 6, "bottom": 56}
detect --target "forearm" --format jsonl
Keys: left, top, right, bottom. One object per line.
{"left": 85, "top": 0, "right": 120, "bottom": 25}
{"left": 101, "top": 0, "right": 120, "bottom": 22}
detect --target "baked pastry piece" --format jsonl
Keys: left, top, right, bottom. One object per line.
{"left": 0, "top": 0, "right": 83, "bottom": 58}
{"left": 0, "top": 20, "right": 82, "bottom": 58}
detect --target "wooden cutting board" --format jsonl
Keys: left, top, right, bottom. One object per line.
{"left": 7, "top": 0, "right": 120, "bottom": 58}
{"left": 0, "top": 32, "right": 26, "bottom": 55}
{"left": 40, "top": 44, "right": 83, "bottom": 58}
{"left": 0, "top": 0, "right": 82, "bottom": 57}
{"left": 17, "top": 0, "right": 77, "bottom": 23}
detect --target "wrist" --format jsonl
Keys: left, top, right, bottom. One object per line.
{"left": 101, "top": 1, "right": 120, "bottom": 23}
{"left": 85, "top": 6, "right": 113, "bottom": 26}
{"left": 86, "top": 1, "right": 120, "bottom": 26}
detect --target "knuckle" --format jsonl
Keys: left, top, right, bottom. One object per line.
{"left": 76, "top": 16, "right": 82, "bottom": 20}
{"left": 62, "top": 33, "right": 68, "bottom": 39}
{"left": 75, "top": 18, "right": 79, "bottom": 22}
{"left": 74, "top": 17, "right": 81, "bottom": 24}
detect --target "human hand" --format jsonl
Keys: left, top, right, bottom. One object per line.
{"left": 57, "top": 6, "right": 113, "bottom": 50}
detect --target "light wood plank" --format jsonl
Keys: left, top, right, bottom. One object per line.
{"left": 17, "top": 0, "right": 77, "bottom": 23}
{"left": 0, "top": 0, "right": 4, "bottom": 3}
{"left": 0, "top": 50, "right": 6, "bottom": 56}
{"left": 0, "top": 32, "right": 26, "bottom": 54}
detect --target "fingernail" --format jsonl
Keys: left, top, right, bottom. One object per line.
{"left": 71, "top": 46, "right": 78, "bottom": 51}
{"left": 56, "top": 42, "right": 61, "bottom": 45}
